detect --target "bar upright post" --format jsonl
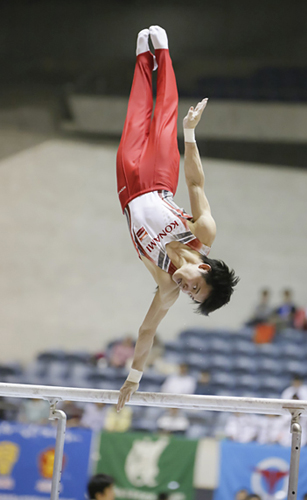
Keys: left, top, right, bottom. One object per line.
{"left": 49, "top": 401, "right": 67, "bottom": 500}
{"left": 287, "top": 410, "right": 302, "bottom": 500}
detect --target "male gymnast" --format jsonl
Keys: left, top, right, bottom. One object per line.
{"left": 116, "top": 26, "right": 239, "bottom": 410}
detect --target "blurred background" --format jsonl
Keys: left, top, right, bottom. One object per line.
{"left": 0, "top": 0, "right": 306, "bottom": 361}
{"left": 0, "top": 1, "right": 307, "bottom": 498}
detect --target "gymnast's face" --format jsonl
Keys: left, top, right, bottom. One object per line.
{"left": 172, "top": 263, "right": 212, "bottom": 303}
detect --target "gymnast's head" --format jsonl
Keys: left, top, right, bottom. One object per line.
{"left": 172, "top": 255, "right": 239, "bottom": 316}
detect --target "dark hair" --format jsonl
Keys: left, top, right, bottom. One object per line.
{"left": 246, "top": 495, "right": 262, "bottom": 500}
{"left": 158, "top": 494, "right": 169, "bottom": 500}
{"left": 197, "top": 255, "right": 239, "bottom": 316}
{"left": 87, "top": 474, "right": 114, "bottom": 499}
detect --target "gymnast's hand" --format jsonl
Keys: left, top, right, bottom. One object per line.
{"left": 117, "top": 380, "right": 139, "bottom": 412}
{"left": 183, "top": 98, "right": 208, "bottom": 129}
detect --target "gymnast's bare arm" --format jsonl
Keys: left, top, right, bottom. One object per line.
{"left": 183, "top": 99, "right": 217, "bottom": 247}
{"left": 116, "top": 261, "right": 179, "bottom": 412}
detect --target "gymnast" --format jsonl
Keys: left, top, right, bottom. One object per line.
{"left": 116, "top": 26, "right": 239, "bottom": 410}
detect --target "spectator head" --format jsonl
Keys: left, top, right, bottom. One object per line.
{"left": 292, "top": 374, "right": 303, "bottom": 387}
{"left": 179, "top": 363, "right": 189, "bottom": 375}
{"left": 303, "top": 494, "right": 307, "bottom": 500}
{"left": 158, "top": 494, "right": 169, "bottom": 500}
{"left": 282, "top": 288, "right": 293, "bottom": 303}
{"left": 123, "top": 335, "right": 134, "bottom": 346}
{"left": 235, "top": 489, "right": 249, "bottom": 500}
{"left": 87, "top": 474, "right": 114, "bottom": 500}
{"left": 198, "top": 371, "right": 211, "bottom": 384}
{"left": 246, "top": 495, "right": 262, "bottom": 500}
{"left": 260, "top": 288, "right": 270, "bottom": 302}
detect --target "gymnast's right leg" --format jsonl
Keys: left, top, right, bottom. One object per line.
{"left": 116, "top": 29, "right": 155, "bottom": 212}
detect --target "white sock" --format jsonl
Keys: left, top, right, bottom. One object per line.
{"left": 149, "top": 25, "right": 168, "bottom": 50}
{"left": 136, "top": 29, "right": 150, "bottom": 55}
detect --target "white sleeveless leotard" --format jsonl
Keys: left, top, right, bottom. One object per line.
{"left": 124, "top": 190, "right": 211, "bottom": 276}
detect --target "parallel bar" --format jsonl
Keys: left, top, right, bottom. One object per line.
{"left": 0, "top": 382, "right": 307, "bottom": 415}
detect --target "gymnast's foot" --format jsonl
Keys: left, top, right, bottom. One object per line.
{"left": 136, "top": 28, "right": 150, "bottom": 55}
{"left": 149, "top": 25, "right": 168, "bottom": 50}
{"left": 136, "top": 28, "right": 158, "bottom": 70}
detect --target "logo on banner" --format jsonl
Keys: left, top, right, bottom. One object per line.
{"left": 0, "top": 441, "right": 19, "bottom": 490}
{"left": 36, "top": 447, "right": 66, "bottom": 493}
{"left": 125, "top": 436, "right": 169, "bottom": 487}
{"left": 251, "top": 457, "right": 289, "bottom": 499}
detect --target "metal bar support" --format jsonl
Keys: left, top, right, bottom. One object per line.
{"left": 287, "top": 409, "right": 302, "bottom": 500}
{"left": 48, "top": 400, "right": 67, "bottom": 500}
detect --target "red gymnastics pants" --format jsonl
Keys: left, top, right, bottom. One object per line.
{"left": 116, "top": 49, "right": 180, "bottom": 212}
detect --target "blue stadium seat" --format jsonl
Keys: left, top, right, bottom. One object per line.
{"left": 233, "top": 388, "right": 262, "bottom": 398}
{"left": 257, "top": 357, "right": 283, "bottom": 376}
{"left": 207, "top": 338, "right": 233, "bottom": 355}
{"left": 67, "top": 364, "right": 95, "bottom": 387}
{"left": 37, "top": 349, "right": 66, "bottom": 363}
{"left": 210, "top": 355, "right": 234, "bottom": 372}
{"left": 283, "top": 360, "right": 307, "bottom": 378}
{"left": 233, "top": 327, "right": 255, "bottom": 341}
{"left": 141, "top": 371, "right": 166, "bottom": 385}
{"left": 43, "top": 361, "right": 69, "bottom": 386}
{"left": 279, "top": 343, "right": 306, "bottom": 361}
{"left": 182, "top": 336, "right": 209, "bottom": 352}
{"left": 186, "top": 352, "right": 212, "bottom": 372}
{"left": 277, "top": 329, "right": 306, "bottom": 344}
{"left": 0, "top": 363, "right": 24, "bottom": 384}
{"left": 232, "top": 340, "right": 257, "bottom": 357}
{"left": 179, "top": 328, "right": 216, "bottom": 341}
{"left": 139, "top": 381, "right": 163, "bottom": 393}
{"left": 235, "top": 374, "right": 260, "bottom": 392}
{"left": 257, "top": 343, "right": 282, "bottom": 358}
{"left": 258, "top": 375, "right": 287, "bottom": 394}
{"left": 210, "top": 372, "right": 236, "bottom": 391}
{"left": 231, "top": 356, "right": 257, "bottom": 374}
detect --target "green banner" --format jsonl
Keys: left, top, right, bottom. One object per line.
{"left": 96, "top": 432, "right": 198, "bottom": 500}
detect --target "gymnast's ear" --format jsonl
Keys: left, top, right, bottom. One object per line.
{"left": 199, "top": 263, "right": 211, "bottom": 272}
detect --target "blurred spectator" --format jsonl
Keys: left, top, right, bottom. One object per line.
{"left": 19, "top": 399, "right": 50, "bottom": 425}
{"left": 87, "top": 473, "right": 114, "bottom": 500}
{"left": 246, "top": 288, "right": 273, "bottom": 326}
{"left": 281, "top": 375, "right": 307, "bottom": 400}
{"left": 246, "top": 495, "right": 262, "bottom": 500}
{"left": 157, "top": 408, "right": 190, "bottom": 435}
{"left": 256, "top": 414, "right": 285, "bottom": 445}
{"left": 224, "top": 413, "right": 258, "bottom": 443}
{"left": 58, "top": 401, "right": 83, "bottom": 427}
{"left": 157, "top": 494, "right": 169, "bottom": 500}
{"left": 273, "top": 288, "right": 297, "bottom": 329}
{"left": 0, "top": 397, "right": 19, "bottom": 421}
{"left": 294, "top": 306, "right": 307, "bottom": 330}
{"left": 109, "top": 335, "right": 135, "bottom": 368}
{"left": 145, "top": 334, "right": 164, "bottom": 369}
{"left": 195, "top": 371, "right": 214, "bottom": 395}
{"left": 104, "top": 405, "right": 132, "bottom": 432}
{"left": 81, "top": 403, "right": 107, "bottom": 432}
{"left": 235, "top": 490, "right": 249, "bottom": 500}
{"left": 0, "top": 398, "right": 6, "bottom": 420}
{"left": 161, "top": 363, "right": 196, "bottom": 394}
